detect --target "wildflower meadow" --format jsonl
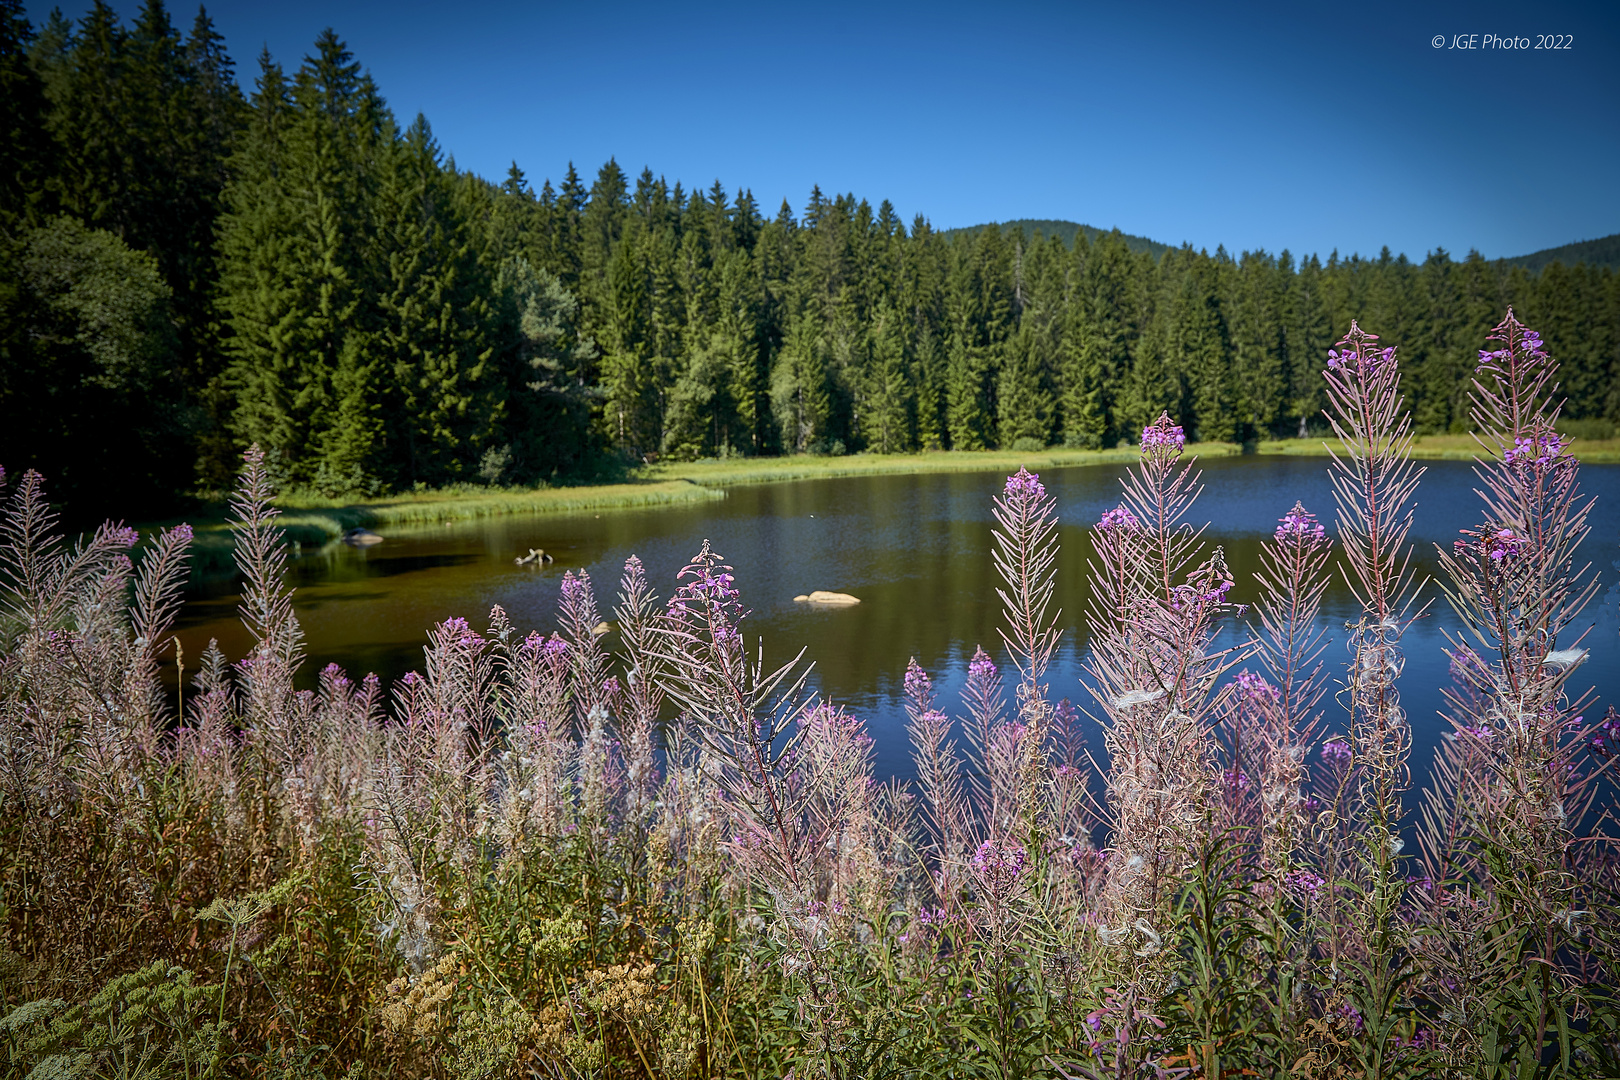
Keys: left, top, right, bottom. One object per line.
{"left": 1, "top": 310, "right": 1617, "bottom": 1078}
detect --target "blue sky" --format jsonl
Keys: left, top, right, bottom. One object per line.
{"left": 27, "top": 0, "right": 1620, "bottom": 260}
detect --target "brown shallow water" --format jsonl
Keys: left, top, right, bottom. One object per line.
{"left": 174, "top": 456, "right": 1620, "bottom": 783}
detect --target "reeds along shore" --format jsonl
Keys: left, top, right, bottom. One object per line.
{"left": 2, "top": 308, "right": 1618, "bottom": 1078}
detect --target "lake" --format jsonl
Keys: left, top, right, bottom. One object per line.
{"left": 175, "top": 456, "right": 1620, "bottom": 784}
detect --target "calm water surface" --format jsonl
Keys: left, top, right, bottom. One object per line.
{"left": 176, "top": 457, "right": 1620, "bottom": 783}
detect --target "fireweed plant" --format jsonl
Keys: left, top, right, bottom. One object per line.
{"left": 1, "top": 316, "right": 1618, "bottom": 1079}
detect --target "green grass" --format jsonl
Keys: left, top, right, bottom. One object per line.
{"left": 642, "top": 444, "right": 1241, "bottom": 486}
{"left": 1255, "top": 433, "right": 1620, "bottom": 463}
{"left": 157, "top": 479, "right": 726, "bottom": 578}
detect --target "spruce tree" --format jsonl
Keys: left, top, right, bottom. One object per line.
{"left": 0, "top": 0, "right": 55, "bottom": 229}
{"left": 1177, "top": 250, "right": 1233, "bottom": 443}
{"left": 1227, "top": 250, "right": 1285, "bottom": 441}
{"left": 860, "top": 299, "right": 913, "bottom": 453}
{"left": 370, "top": 115, "right": 498, "bottom": 488}
{"left": 600, "top": 236, "right": 654, "bottom": 454}
{"left": 495, "top": 256, "right": 594, "bottom": 477}
{"left": 769, "top": 315, "right": 830, "bottom": 453}
{"left": 997, "top": 321, "right": 1054, "bottom": 448}
{"left": 1283, "top": 252, "right": 1331, "bottom": 436}
{"left": 218, "top": 32, "right": 385, "bottom": 484}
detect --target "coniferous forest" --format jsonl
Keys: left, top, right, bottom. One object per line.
{"left": 3, "top": 1, "right": 1619, "bottom": 521}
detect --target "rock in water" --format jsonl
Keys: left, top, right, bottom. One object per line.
{"left": 793, "top": 590, "right": 860, "bottom": 606}
{"left": 342, "top": 528, "right": 383, "bottom": 547}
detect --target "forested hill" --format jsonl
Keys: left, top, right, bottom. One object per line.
{"left": 2, "top": 4, "right": 1617, "bottom": 522}
{"left": 1506, "top": 233, "right": 1620, "bottom": 274}
{"left": 955, "top": 220, "right": 1620, "bottom": 274}
{"left": 940, "top": 220, "right": 1171, "bottom": 260}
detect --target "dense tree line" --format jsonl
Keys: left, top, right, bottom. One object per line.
{"left": 3, "top": 1, "right": 1617, "bottom": 517}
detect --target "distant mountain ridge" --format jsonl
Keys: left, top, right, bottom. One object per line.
{"left": 944, "top": 219, "right": 1620, "bottom": 272}
{"left": 1506, "top": 234, "right": 1620, "bottom": 273}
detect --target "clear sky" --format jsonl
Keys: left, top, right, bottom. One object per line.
{"left": 26, "top": 0, "right": 1620, "bottom": 261}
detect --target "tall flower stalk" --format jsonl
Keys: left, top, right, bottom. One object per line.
{"left": 1419, "top": 311, "right": 1608, "bottom": 1057}
{"left": 992, "top": 468, "right": 1063, "bottom": 834}
{"left": 1086, "top": 414, "right": 1240, "bottom": 955}
{"left": 1321, "top": 323, "right": 1425, "bottom": 878}
{"left": 1249, "top": 504, "right": 1333, "bottom": 879}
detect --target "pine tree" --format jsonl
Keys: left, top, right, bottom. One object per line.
{"left": 1176, "top": 249, "right": 1233, "bottom": 443}
{"left": 1060, "top": 230, "right": 1135, "bottom": 447}
{"left": 218, "top": 32, "right": 385, "bottom": 483}
{"left": 495, "top": 256, "right": 594, "bottom": 477}
{"left": 769, "top": 316, "right": 829, "bottom": 454}
{"left": 715, "top": 249, "right": 765, "bottom": 453}
{"left": 0, "top": 0, "right": 55, "bottom": 229}
{"left": 1227, "top": 250, "right": 1285, "bottom": 441}
{"left": 1120, "top": 253, "right": 1182, "bottom": 435}
{"left": 369, "top": 116, "right": 498, "bottom": 488}
{"left": 860, "top": 299, "right": 913, "bottom": 452}
{"left": 600, "top": 235, "right": 654, "bottom": 454}
{"left": 1283, "top": 252, "right": 1331, "bottom": 436}
{"left": 997, "top": 321, "right": 1054, "bottom": 448}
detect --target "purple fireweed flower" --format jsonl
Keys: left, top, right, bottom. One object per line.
{"left": 1097, "top": 505, "right": 1140, "bottom": 532}
{"left": 1479, "top": 314, "right": 1550, "bottom": 372}
{"left": 1485, "top": 528, "right": 1522, "bottom": 563}
{"left": 1222, "top": 767, "right": 1251, "bottom": 791}
{"left": 1504, "top": 430, "right": 1567, "bottom": 468}
{"left": 1140, "top": 412, "right": 1186, "bottom": 455}
{"left": 560, "top": 572, "right": 591, "bottom": 603}
{"left": 1003, "top": 467, "right": 1046, "bottom": 502}
{"left": 171, "top": 523, "right": 194, "bottom": 544}
{"left": 967, "top": 649, "right": 998, "bottom": 683}
{"left": 1321, "top": 738, "right": 1352, "bottom": 764}
{"left": 1233, "top": 670, "right": 1279, "bottom": 704}
{"left": 1335, "top": 1002, "right": 1366, "bottom": 1034}
{"left": 1275, "top": 504, "right": 1327, "bottom": 544}
{"left": 542, "top": 634, "right": 568, "bottom": 659}
{"left": 1326, "top": 343, "right": 1396, "bottom": 374}
{"left": 111, "top": 525, "right": 139, "bottom": 548}
{"left": 1284, "top": 870, "right": 1326, "bottom": 898}
{"left": 437, "top": 616, "right": 484, "bottom": 647}
{"left": 1463, "top": 725, "right": 1494, "bottom": 741}
{"left": 903, "top": 659, "right": 933, "bottom": 707}
{"left": 970, "top": 840, "right": 1027, "bottom": 894}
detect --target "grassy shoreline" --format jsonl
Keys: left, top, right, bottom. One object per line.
{"left": 143, "top": 436, "right": 1620, "bottom": 575}
{"left": 1258, "top": 433, "right": 1620, "bottom": 462}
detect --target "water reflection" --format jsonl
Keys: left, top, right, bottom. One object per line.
{"left": 175, "top": 457, "right": 1620, "bottom": 783}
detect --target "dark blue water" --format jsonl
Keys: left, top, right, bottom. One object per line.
{"left": 176, "top": 456, "right": 1620, "bottom": 787}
